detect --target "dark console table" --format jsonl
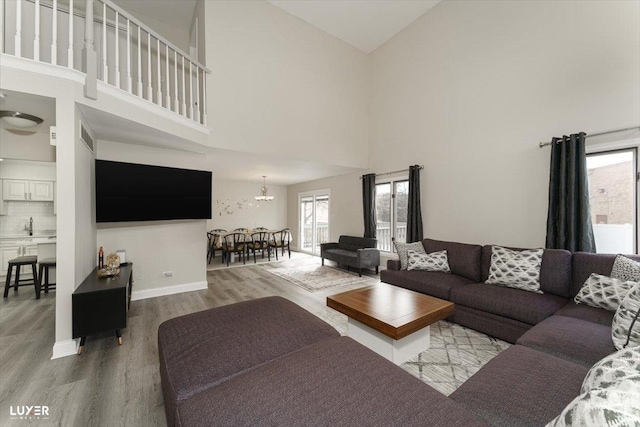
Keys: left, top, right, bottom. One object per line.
{"left": 72, "top": 263, "right": 133, "bottom": 354}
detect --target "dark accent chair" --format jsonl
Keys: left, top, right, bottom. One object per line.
{"left": 247, "top": 232, "right": 271, "bottom": 262}
{"left": 321, "top": 236, "right": 380, "bottom": 277}
{"left": 269, "top": 229, "right": 291, "bottom": 260}
{"left": 222, "top": 233, "right": 246, "bottom": 266}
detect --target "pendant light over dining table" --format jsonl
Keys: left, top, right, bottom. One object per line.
{"left": 255, "top": 176, "right": 275, "bottom": 201}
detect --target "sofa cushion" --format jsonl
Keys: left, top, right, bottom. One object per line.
{"left": 554, "top": 302, "right": 614, "bottom": 326}
{"left": 381, "top": 269, "right": 474, "bottom": 300}
{"left": 485, "top": 245, "right": 543, "bottom": 294}
{"left": 407, "top": 249, "right": 451, "bottom": 272}
{"left": 423, "top": 238, "right": 483, "bottom": 282}
{"left": 581, "top": 346, "right": 640, "bottom": 393}
{"left": 176, "top": 337, "right": 489, "bottom": 427}
{"left": 611, "top": 254, "right": 640, "bottom": 282}
{"left": 481, "top": 246, "right": 572, "bottom": 298}
{"left": 395, "top": 241, "right": 425, "bottom": 270}
{"left": 452, "top": 305, "right": 532, "bottom": 344}
{"left": 338, "top": 235, "right": 376, "bottom": 252}
{"left": 516, "top": 315, "right": 615, "bottom": 367}
{"left": 450, "top": 345, "right": 588, "bottom": 427}
{"left": 570, "top": 252, "right": 640, "bottom": 298}
{"left": 158, "top": 297, "right": 339, "bottom": 427}
{"left": 574, "top": 273, "right": 635, "bottom": 312}
{"left": 450, "top": 283, "right": 566, "bottom": 326}
{"left": 325, "top": 248, "right": 357, "bottom": 261}
{"left": 612, "top": 283, "right": 640, "bottom": 350}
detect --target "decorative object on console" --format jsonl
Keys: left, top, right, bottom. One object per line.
{"left": 407, "top": 249, "right": 451, "bottom": 273}
{"left": 0, "top": 110, "right": 44, "bottom": 128}
{"left": 394, "top": 241, "right": 425, "bottom": 270}
{"left": 611, "top": 254, "right": 640, "bottom": 282}
{"left": 612, "top": 283, "right": 640, "bottom": 350}
{"left": 116, "top": 249, "right": 126, "bottom": 265}
{"left": 574, "top": 273, "right": 635, "bottom": 312}
{"left": 97, "top": 253, "right": 121, "bottom": 277}
{"left": 254, "top": 176, "right": 275, "bottom": 202}
{"left": 485, "top": 246, "right": 543, "bottom": 293}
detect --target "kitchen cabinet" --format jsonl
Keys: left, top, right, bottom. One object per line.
{"left": 2, "top": 180, "right": 54, "bottom": 201}
{"left": 0, "top": 239, "right": 38, "bottom": 277}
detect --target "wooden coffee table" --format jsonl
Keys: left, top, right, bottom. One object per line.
{"left": 327, "top": 283, "right": 454, "bottom": 365}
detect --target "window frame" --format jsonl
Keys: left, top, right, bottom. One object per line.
{"left": 375, "top": 175, "right": 409, "bottom": 253}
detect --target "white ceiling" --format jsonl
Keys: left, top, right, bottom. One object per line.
{"left": 268, "top": 0, "right": 441, "bottom": 53}
{"left": 112, "top": 0, "right": 198, "bottom": 32}
{"left": 0, "top": 89, "right": 56, "bottom": 132}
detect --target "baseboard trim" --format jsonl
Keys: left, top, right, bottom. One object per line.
{"left": 51, "top": 339, "right": 78, "bottom": 359}
{"left": 131, "top": 281, "right": 208, "bottom": 301}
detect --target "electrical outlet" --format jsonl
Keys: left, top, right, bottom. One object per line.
{"left": 163, "top": 271, "right": 173, "bottom": 277}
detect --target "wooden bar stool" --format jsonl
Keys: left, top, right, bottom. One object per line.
{"left": 3, "top": 256, "right": 40, "bottom": 299}
{"left": 38, "top": 258, "right": 57, "bottom": 294}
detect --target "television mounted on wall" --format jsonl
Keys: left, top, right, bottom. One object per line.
{"left": 95, "top": 160, "right": 212, "bottom": 223}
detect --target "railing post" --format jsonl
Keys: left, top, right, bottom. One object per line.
{"left": 126, "top": 19, "right": 131, "bottom": 93}
{"left": 14, "top": 0, "right": 21, "bottom": 57}
{"left": 102, "top": 2, "right": 107, "bottom": 82}
{"left": 34, "top": 0, "right": 40, "bottom": 60}
{"left": 189, "top": 61, "right": 194, "bottom": 119}
{"left": 147, "top": 32, "right": 152, "bottom": 101}
{"left": 181, "top": 55, "right": 186, "bottom": 116}
{"left": 202, "top": 72, "right": 207, "bottom": 126}
{"left": 165, "top": 44, "right": 170, "bottom": 108}
{"left": 67, "top": 0, "right": 73, "bottom": 68}
{"left": 83, "top": 0, "right": 97, "bottom": 99}
{"left": 0, "top": 0, "right": 4, "bottom": 54}
{"left": 115, "top": 12, "right": 120, "bottom": 88}
{"left": 157, "top": 39, "right": 162, "bottom": 105}
{"left": 137, "top": 26, "right": 142, "bottom": 96}
{"left": 174, "top": 50, "right": 179, "bottom": 112}
{"left": 195, "top": 67, "right": 200, "bottom": 123}
{"left": 51, "top": 0, "right": 57, "bottom": 64}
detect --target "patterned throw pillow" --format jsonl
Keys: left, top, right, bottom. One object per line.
{"left": 574, "top": 273, "right": 636, "bottom": 312}
{"left": 394, "top": 241, "right": 425, "bottom": 270}
{"left": 581, "top": 346, "right": 640, "bottom": 393}
{"left": 407, "top": 250, "right": 451, "bottom": 273}
{"left": 611, "top": 254, "right": 640, "bottom": 282}
{"left": 485, "top": 246, "right": 543, "bottom": 293}
{"left": 612, "top": 284, "right": 640, "bottom": 350}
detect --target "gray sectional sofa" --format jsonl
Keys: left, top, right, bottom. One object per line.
{"left": 158, "top": 239, "right": 637, "bottom": 426}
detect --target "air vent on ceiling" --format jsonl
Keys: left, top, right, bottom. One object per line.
{"left": 80, "top": 123, "right": 94, "bottom": 153}
{"left": 49, "top": 126, "right": 56, "bottom": 146}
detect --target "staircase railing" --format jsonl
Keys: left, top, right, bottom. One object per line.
{"left": 0, "top": 0, "right": 209, "bottom": 126}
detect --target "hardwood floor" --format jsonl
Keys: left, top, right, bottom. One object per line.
{"left": 0, "top": 253, "right": 375, "bottom": 427}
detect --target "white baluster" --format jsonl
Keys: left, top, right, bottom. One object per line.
{"left": 165, "top": 44, "right": 170, "bottom": 108}
{"left": 33, "top": 0, "right": 40, "bottom": 60}
{"left": 137, "top": 26, "right": 142, "bottom": 95}
{"left": 83, "top": 0, "right": 97, "bottom": 99}
{"left": 157, "top": 39, "right": 162, "bottom": 105}
{"left": 114, "top": 11, "right": 119, "bottom": 88}
{"left": 196, "top": 67, "right": 200, "bottom": 123}
{"left": 67, "top": 0, "right": 73, "bottom": 68}
{"left": 202, "top": 73, "right": 207, "bottom": 126}
{"left": 102, "top": 2, "right": 107, "bottom": 81}
{"left": 51, "top": 0, "right": 57, "bottom": 64}
{"left": 14, "top": 0, "right": 21, "bottom": 57}
{"left": 147, "top": 32, "right": 152, "bottom": 101}
{"left": 0, "top": 0, "right": 4, "bottom": 54}
{"left": 189, "top": 61, "right": 194, "bottom": 119}
{"left": 181, "top": 56, "right": 186, "bottom": 116}
{"left": 174, "top": 50, "right": 179, "bottom": 112}
{"left": 126, "top": 19, "right": 131, "bottom": 92}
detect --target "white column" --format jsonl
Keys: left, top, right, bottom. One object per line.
{"left": 174, "top": 51, "right": 179, "bottom": 112}
{"left": 147, "top": 33, "right": 152, "bottom": 101}
{"left": 181, "top": 56, "right": 186, "bottom": 116}
{"left": 33, "top": 0, "right": 40, "bottom": 60}
{"left": 137, "top": 26, "right": 142, "bottom": 96}
{"left": 14, "top": 0, "right": 21, "bottom": 57}
{"left": 67, "top": 0, "right": 73, "bottom": 68}
{"left": 126, "top": 19, "right": 131, "bottom": 93}
{"left": 195, "top": 67, "right": 200, "bottom": 123}
{"left": 51, "top": 0, "right": 57, "bottom": 64}
{"left": 156, "top": 39, "right": 162, "bottom": 105}
{"left": 83, "top": 0, "right": 97, "bottom": 99}
{"left": 114, "top": 12, "right": 119, "bottom": 88}
{"left": 165, "top": 44, "right": 170, "bottom": 108}
{"left": 102, "top": 2, "right": 107, "bottom": 81}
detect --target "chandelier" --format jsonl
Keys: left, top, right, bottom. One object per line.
{"left": 255, "top": 176, "right": 275, "bottom": 201}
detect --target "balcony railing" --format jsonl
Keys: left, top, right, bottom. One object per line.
{"left": 1, "top": 0, "right": 209, "bottom": 125}
{"left": 302, "top": 223, "right": 329, "bottom": 253}
{"left": 376, "top": 222, "right": 406, "bottom": 252}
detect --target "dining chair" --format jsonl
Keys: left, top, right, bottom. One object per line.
{"left": 222, "top": 233, "right": 247, "bottom": 266}
{"left": 247, "top": 231, "right": 271, "bottom": 263}
{"left": 253, "top": 227, "right": 268, "bottom": 231}
{"left": 269, "top": 229, "right": 292, "bottom": 260}
{"left": 207, "top": 229, "right": 227, "bottom": 263}
{"left": 233, "top": 228, "right": 248, "bottom": 232}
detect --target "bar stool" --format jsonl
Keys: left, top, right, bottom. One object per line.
{"left": 3, "top": 256, "right": 40, "bottom": 299}
{"left": 38, "top": 258, "right": 56, "bottom": 294}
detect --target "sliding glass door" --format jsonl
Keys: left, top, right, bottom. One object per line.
{"left": 300, "top": 191, "right": 330, "bottom": 255}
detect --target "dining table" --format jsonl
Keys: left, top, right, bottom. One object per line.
{"left": 211, "top": 229, "right": 293, "bottom": 262}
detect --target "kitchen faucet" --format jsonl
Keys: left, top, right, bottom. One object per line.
{"left": 25, "top": 217, "right": 33, "bottom": 236}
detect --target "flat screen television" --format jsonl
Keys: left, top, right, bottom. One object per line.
{"left": 95, "top": 160, "right": 212, "bottom": 223}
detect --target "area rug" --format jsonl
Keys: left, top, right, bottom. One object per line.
{"left": 265, "top": 264, "right": 373, "bottom": 292}
{"left": 318, "top": 307, "right": 510, "bottom": 396}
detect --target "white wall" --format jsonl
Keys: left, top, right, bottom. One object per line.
{"left": 95, "top": 140, "right": 209, "bottom": 293}
{"left": 203, "top": 0, "right": 370, "bottom": 169}
{"left": 367, "top": 0, "right": 640, "bottom": 248}
{"left": 287, "top": 172, "right": 363, "bottom": 250}
{"left": 0, "top": 127, "right": 56, "bottom": 162}
{"left": 209, "top": 178, "right": 287, "bottom": 231}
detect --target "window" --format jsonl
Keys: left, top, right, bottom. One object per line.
{"left": 375, "top": 179, "right": 408, "bottom": 252}
{"left": 587, "top": 148, "right": 637, "bottom": 254}
{"left": 299, "top": 191, "right": 330, "bottom": 255}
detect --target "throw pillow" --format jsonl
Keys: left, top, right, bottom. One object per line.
{"left": 545, "top": 379, "right": 640, "bottom": 427}
{"left": 612, "top": 283, "right": 640, "bottom": 350}
{"left": 581, "top": 346, "right": 640, "bottom": 393}
{"left": 485, "top": 246, "right": 543, "bottom": 293}
{"left": 407, "top": 250, "right": 451, "bottom": 273}
{"left": 394, "top": 241, "right": 425, "bottom": 270}
{"left": 611, "top": 254, "right": 640, "bottom": 282}
{"left": 574, "top": 273, "right": 636, "bottom": 312}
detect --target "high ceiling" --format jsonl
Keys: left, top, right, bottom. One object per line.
{"left": 112, "top": 0, "right": 198, "bottom": 32}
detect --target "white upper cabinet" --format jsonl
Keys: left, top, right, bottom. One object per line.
{"left": 29, "top": 181, "right": 54, "bottom": 201}
{"left": 2, "top": 180, "right": 55, "bottom": 201}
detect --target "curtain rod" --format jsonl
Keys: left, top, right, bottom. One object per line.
{"left": 539, "top": 126, "right": 640, "bottom": 148}
{"left": 359, "top": 165, "right": 424, "bottom": 180}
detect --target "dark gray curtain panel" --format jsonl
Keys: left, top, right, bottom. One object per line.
{"left": 545, "top": 133, "right": 596, "bottom": 252}
{"left": 407, "top": 165, "right": 424, "bottom": 243}
{"left": 362, "top": 173, "right": 377, "bottom": 238}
